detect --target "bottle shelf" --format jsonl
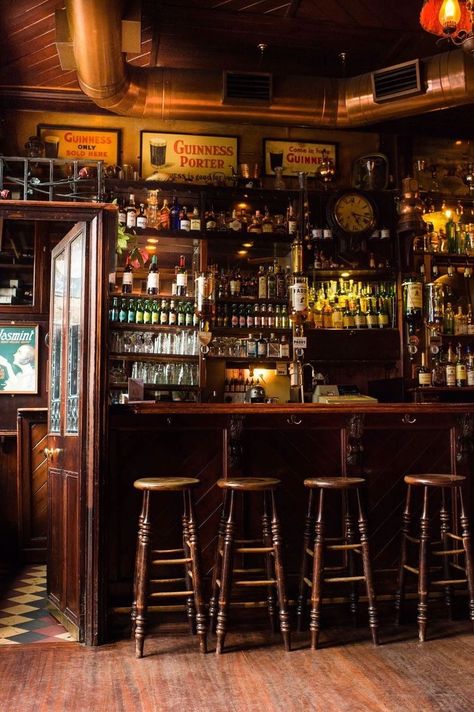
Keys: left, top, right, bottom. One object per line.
{"left": 109, "top": 353, "right": 199, "bottom": 362}
{"left": 208, "top": 356, "right": 290, "bottom": 366}
{"left": 216, "top": 296, "right": 288, "bottom": 304}
{"left": 306, "top": 268, "right": 396, "bottom": 279}
{"left": 111, "top": 291, "right": 195, "bottom": 303}
{"left": 210, "top": 327, "right": 291, "bottom": 336}
{"left": 109, "top": 322, "right": 197, "bottom": 332}
{"left": 109, "top": 382, "right": 200, "bottom": 391}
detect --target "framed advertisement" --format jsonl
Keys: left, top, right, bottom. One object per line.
{"left": 263, "top": 138, "right": 337, "bottom": 176}
{"left": 0, "top": 323, "right": 39, "bottom": 394}
{"left": 140, "top": 131, "right": 238, "bottom": 183}
{"left": 37, "top": 124, "right": 121, "bottom": 164}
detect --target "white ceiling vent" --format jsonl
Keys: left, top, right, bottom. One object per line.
{"left": 372, "top": 60, "right": 423, "bottom": 103}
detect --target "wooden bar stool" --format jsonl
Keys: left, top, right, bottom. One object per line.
{"left": 395, "top": 474, "right": 474, "bottom": 642}
{"left": 208, "top": 477, "right": 291, "bottom": 654}
{"left": 131, "top": 477, "right": 207, "bottom": 657}
{"left": 297, "top": 477, "right": 379, "bottom": 650}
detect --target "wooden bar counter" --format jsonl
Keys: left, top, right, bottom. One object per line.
{"left": 107, "top": 402, "right": 474, "bottom": 628}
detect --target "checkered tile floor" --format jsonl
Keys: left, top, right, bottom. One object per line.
{"left": 0, "top": 564, "right": 74, "bottom": 645}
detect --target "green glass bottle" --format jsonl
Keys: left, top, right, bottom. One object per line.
{"left": 151, "top": 299, "right": 160, "bottom": 325}
{"left": 143, "top": 299, "right": 152, "bottom": 324}
{"left": 127, "top": 298, "right": 136, "bottom": 324}
{"left": 135, "top": 299, "right": 144, "bottom": 324}
{"left": 119, "top": 298, "right": 128, "bottom": 323}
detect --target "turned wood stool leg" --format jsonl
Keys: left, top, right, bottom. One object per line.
{"left": 440, "top": 488, "right": 454, "bottom": 621}
{"left": 270, "top": 490, "right": 291, "bottom": 651}
{"left": 209, "top": 490, "right": 227, "bottom": 634}
{"left": 262, "top": 491, "right": 277, "bottom": 634}
{"left": 134, "top": 490, "right": 152, "bottom": 659}
{"left": 395, "top": 484, "right": 412, "bottom": 626}
{"left": 310, "top": 488, "right": 325, "bottom": 651}
{"left": 187, "top": 489, "right": 208, "bottom": 653}
{"left": 356, "top": 489, "right": 379, "bottom": 646}
{"left": 418, "top": 486, "right": 430, "bottom": 642}
{"left": 296, "top": 488, "right": 314, "bottom": 632}
{"left": 344, "top": 489, "right": 359, "bottom": 626}
{"left": 182, "top": 491, "right": 197, "bottom": 635}
{"left": 216, "top": 490, "right": 236, "bottom": 654}
{"left": 458, "top": 487, "right": 474, "bottom": 631}
{"left": 130, "top": 508, "right": 144, "bottom": 638}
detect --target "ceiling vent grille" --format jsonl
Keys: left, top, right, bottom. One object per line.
{"left": 223, "top": 71, "right": 272, "bottom": 104}
{"left": 372, "top": 60, "right": 423, "bottom": 103}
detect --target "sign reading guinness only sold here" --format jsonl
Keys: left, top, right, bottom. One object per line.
{"left": 140, "top": 131, "right": 238, "bottom": 183}
{"left": 37, "top": 124, "right": 120, "bottom": 163}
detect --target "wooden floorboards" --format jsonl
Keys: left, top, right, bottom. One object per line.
{"left": 0, "top": 615, "right": 473, "bottom": 712}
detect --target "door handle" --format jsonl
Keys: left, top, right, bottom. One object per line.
{"left": 44, "top": 447, "right": 62, "bottom": 461}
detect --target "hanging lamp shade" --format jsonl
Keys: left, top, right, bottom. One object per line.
{"left": 420, "top": 0, "right": 472, "bottom": 37}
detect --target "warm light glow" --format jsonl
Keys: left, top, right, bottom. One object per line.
{"left": 445, "top": 208, "right": 453, "bottom": 219}
{"left": 439, "top": 0, "right": 462, "bottom": 32}
{"left": 455, "top": 139, "right": 463, "bottom": 145}
{"left": 146, "top": 245, "right": 157, "bottom": 252}
{"left": 237, "top": 250, "right": 248, "bottom": 256}
{"left": 146, "top": 238, "right": 159, "bottom": 244}
{"left": 242, "top": 241, "right": 254, "bottom": 248}
{"left": 340, "top": 271, "right": 350, "bottom": 278}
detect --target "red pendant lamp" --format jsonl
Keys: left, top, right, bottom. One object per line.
{"left": 420, "top": 0, "right": 472, "bottom": 38}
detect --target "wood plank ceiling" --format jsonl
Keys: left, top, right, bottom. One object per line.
{"left": 0, "top": 0, "right": 471, "bottom": 133}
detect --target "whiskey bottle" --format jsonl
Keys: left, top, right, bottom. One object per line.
{"left": 125, "top": 194, "right": 137, "bottom": 230}
{"left": 136, "top": 203, "right": 148, "bottom": 230}
{"left": 455, "top": 343, "right": 467, "bottom": 387}
{"left": 170, "top": 197, "right": 181, "bottom": 230}
{"left": 160, "top": 198, "right": 170, "bottom": 231}
{"left": 258, "top": 266, "right": 267, "bottom": 299}
{"left": 190, "top": 206, "right": 202, "bottom": 232}
{"left": 402, "top": 275, "right": 423, "bottom": 335}
{"left": 179, "top": 206, "right": 191, "bottom": 232}
{"left": 445, "top": 343, "right": 456, "bottom": 387}
{"left": 122, "top": 258, "right": 133, "bottom": 294}
{"left": 246, "top": 333, "right": 257, "bottom": 358}
{"left": 146, "top": 254, "right": 160, "bottom": 295}
{"left": 175, "top": 255, "right": 188, "bottom": 297}
{"left": 168, "top": 299, "right": 177, "bottom": 326}
{"left": 418, "top": 352, "right": 432, "bottom": 387}
{"left": 257, "top": 333, "right": 268, "bottom": 358}
{"left": 466, "top": 346, "right": 474, "bottom": 385}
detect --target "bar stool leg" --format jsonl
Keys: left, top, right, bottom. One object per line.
{"left": 395, "top": 484, "right": 412, "bottom": 626}
{"left": 182, "top": 491, "right": 197, "bottom": 635}
{"left": 296, "top": 488, "right": 314, "bottom": 632}
{"left": 458, "top": 487, "right": 474, "bottom": 631}
{"left": 439, "top": 488, "right": 454, "bottom": 621}
{"left": 134, "top": 490, "right": 152, "bottom": 658}
{"left": 216, "top": 490, "right": 236, "bottom": 654}
{"left": 187, "top": 489, "right": 208, "bottom": 653}
{"left": 130, "top": 509, "right": 144, "bottom": 638}
{"left": 262, "top": 491, "right": 277, "bottom": 634}
{"left": 418, "top": 486, "right": 430, "bottom": 642}
{"left": 270, "top": 490, "right": 291, "bottom": 651}
{"left": 356, "top": 489, "right": 379, "bottom": 646}
{"left": 209, "top": 490, "right": 228, "bottom": 634}
{"left": 310, "top": 489, "right": 325, "bottom": 651}
{"left": 344, "top": 489, "right": 359, "bottom": 626}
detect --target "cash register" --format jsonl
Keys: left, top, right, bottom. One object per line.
{"left": 313, "top": 385, "right": 378, "bottom": 404}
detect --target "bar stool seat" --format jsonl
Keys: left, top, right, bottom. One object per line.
{"left": 396, "top": 473, "right": 474, "bottom": 641}
{"left": 297, "top": 476, "right": 379, "bottom": 649}
{"left": 209, "top": 476, "right": 290, "bottom": 654}
{"left": 131, "top": 476, "right": 207, "bottom": 657}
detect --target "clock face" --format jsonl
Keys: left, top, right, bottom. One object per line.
{"left": 332, "top": 192, "right": 376, "bottom": 234}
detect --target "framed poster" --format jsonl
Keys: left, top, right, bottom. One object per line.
{"left": 263, "top": 138, "right": 337, "bottom": 176}
{"left": 140, "top": 131, "right": 238, "bottom": 183}
{"left": 37, "top": 124, "right": 120, "bottom": 163}
{"left": 0, "top": 324, "right": 39, "bottom": 394}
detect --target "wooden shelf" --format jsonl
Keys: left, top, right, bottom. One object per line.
{"left": 109, "top": 382, "right": 199, "bottom": 391}
{"left": 109, "top": 353, "right": 199, "bottom": 362}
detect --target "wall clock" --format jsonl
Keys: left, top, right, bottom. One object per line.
{"left": 327, "top": 190, "right": 377, "bottom": 236}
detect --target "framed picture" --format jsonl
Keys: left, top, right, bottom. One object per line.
{"left": 37, "top": 124, "right": 121, "bottom": 164}
{"left": 0, "top": 323, "right": 39, "bottom": 394}
{"left": 140, "top": 131, "right": 238, "bottom": 183}
{"left": 263, "top": 138, "right": 337, "bottom": 176}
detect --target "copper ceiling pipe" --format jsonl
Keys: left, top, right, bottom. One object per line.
{"left": 66, "top": 0, "right": 474, "bottom": 126}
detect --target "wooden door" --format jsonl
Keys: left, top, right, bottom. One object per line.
{"left": 47, "top": 223, "right": 88, "bottom": 640}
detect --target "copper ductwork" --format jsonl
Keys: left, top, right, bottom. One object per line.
{"left": 66, "top": 0, "right": 474, "bottom": 127}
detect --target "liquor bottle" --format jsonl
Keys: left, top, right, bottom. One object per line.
{"left": 287, "top": 201, "right": 298, "bottom": 236}
{"left": 160, "top": 198, "right": 170, "bottom": 231}
{"left": 170, "top": 197, "right": 181, "bottom": 231}
{"left": 122, "top": 258, "right": 133, "bottom": 294}
{"left": 179, "top": 206, "right": 191, "bottom": 232}
{"left": 343, "top": 300, "right": 355, "bottom": 329}
{"left": 281, "top": 303, "right": 290, "bottom": 329}
{"left": 402, "top": 275, "right": 423, "bottom": 335}
{"left": 279, "top": 334, "right": 290, "bottom": 359}
{"left": 229, "top": 268, "right": 241, "bottom": 297}
{"left": 118, "top": 199, "right": 127, "bottom": 227}
{"left": 175, "top": 255, "right": 188, "bottom": 297}
{"left": 260, "top": 303, "right": 268, "bottom": 328}
{"left": 254, "top": 303, "right": 261, "bottom": 328}
{"left": 135, "top": 299, "right": 144, "bottom": 324}
{"left": 267, "top": 303, "right": 275, "bottom": 328}
{"left": 467, "top": 306, "right": 474, "bottom": 335}
{"left": 127, "top": 298, "right": 136, "bottom": 324}
{"left": 125, "top": 194, "right": 137, "bottom": 229}
{"left": 190, "top": 206, "right": 202, "bottom": 232}
{"left": 377, "top": 298, "right": 389, "bottom": 328}
{"left": 159, "top": 298, "right": 169, "bottom": 325}
{"left": 143, "top": 299, "right": 152, "bottom": 325}
{"left": 119, "top": 297, "right": 128, "bottom": 323}
{"left": 177, "top": 300, "right": 186, "bottom": 327}
{"left": 445, "top": 212, "right": 457, "bottom": 253}
{"left": 455, "top": 343, "right": 467, "bottom": 387}
{"left": 217, "top": 211, "right": 228, "bottom": 232}
{"left": 267, "top": 266, "right": 277, "bottom": 299}
{"left": 454, "top": 305, "right": 465, "bottom": 335}
{"left": 238, "top": 304, "right": 246, "bottom": 329}
{"left": 257, "top": 332, "right": 268, "bottom": 358}
{"left": 248, "top": 211, "right": 263, "bottom": 234}
{"left": 151, "top": 299, "right": 160, "bottom": 325}
{"left": 354, "top": 301, "right": 367, "bottom": 329}
{"left": 109, "top": 296, "right": 118, "bottom": 322}
{"left": 146, "top": 189, "right": 159, "bottom": 229}
{"left": 445, "top": 343, "right": 456, "bottom": 387}
{"left": 275, "top": 264, "right": 286, "bottom": 299}
{"left": 205, "top": 206, "right": 217, "bottom": 232}
{"left": 443, "top": 302, "right": 454, "bottom": 335}
{"left": 246, "top": 333, "right": 257, "bottom": 358}
{"left": 146, "top": 255, "right": 160, "bottom": 295}
{"left": 231, "top": 303, "right": 239, "bottom": 328}
{"left": 267, "top": 332, "right": 280, "bottom": 358}
{"left": 466, "top": 346, "right": 474, "bottom": 385}
{"left": 246, "top": 303, "right": 254, "bottom": 329}
{"left": 185, "top": 301, "right": 194, "bottom": 327}
{"left": 418, "top": 352, "right": 432, "bottom": 387}
{"left": 168, "top": 299, "right": 177, "bottom": 326}
{"left": 258, "top": 266, "right": 267, "bottom": 299}
{"left": 136, "top": 203, "right": 148, "bottom": 230}
{"left": 227, "top": 210, "right": 242, "bottom": 232}
{"left": 261, "top": 207, "right": 274, "bottom": 233}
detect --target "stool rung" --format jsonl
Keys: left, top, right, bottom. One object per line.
{"left": 432, "top": 548, "right": 465, "bottom": 556}
{"left": 229, "top": 601, "right": 269, "bottom": 609}
{"left": 235, "top": 539, "right": 262, "bottom": 545}
{"left": 431, "top": 578, "right": 467, "bottom": 586}
{"left": 234, "top": 579, "right": 276, "bottom": 587}
{"left": 152, "top": 557, "right": 192, "bottom": 565}
{"left": 152, "top": 548, "right": 183, "bottom": 555}
{"left": 305, "top": 548, "right": 314, "bottom": 557}
{"left": 304, "top": 576, "right": 312, "bottom": 588}
{"left": 403, "top": 564, "right": 419, "bottom": 575}
{"left": 149, "top": 577, "right": 185, "bottom": 584}
{"left": 447, "top": 532, "right": 464, "bottom": 542}
{"left": 450, "top": 562, "right": 466, "bottom": 572}
{"left": 323, "top": 575, "right": 365, "bottom": 584}
{"left": 235, "top": 546, "right": 273, "bottom": 554}
{"left": 327, "top": 543, "right": 362, "bottom": 551}
{"left": 233, "top": 568, "right": 265, "bottom": 574}
{"left": 150, "top": 590, "right": 194, "bottom": 598}
{"left": 405, "top": 535, "right": 420, "bottom": 544}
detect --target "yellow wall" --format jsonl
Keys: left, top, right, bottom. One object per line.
{"left": 3, "top": 108, "right": 380, "bottom": 186}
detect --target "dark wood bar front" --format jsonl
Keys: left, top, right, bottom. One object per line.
{"left": 107, "top": 402, "right": 474, "bottom": 636}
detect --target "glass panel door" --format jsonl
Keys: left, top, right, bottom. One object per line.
{"left": 66, "top": 234, "right": 84, "bottom": 433}
{"left": 49, "top": 250, "right": 65, "bottom": 433}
